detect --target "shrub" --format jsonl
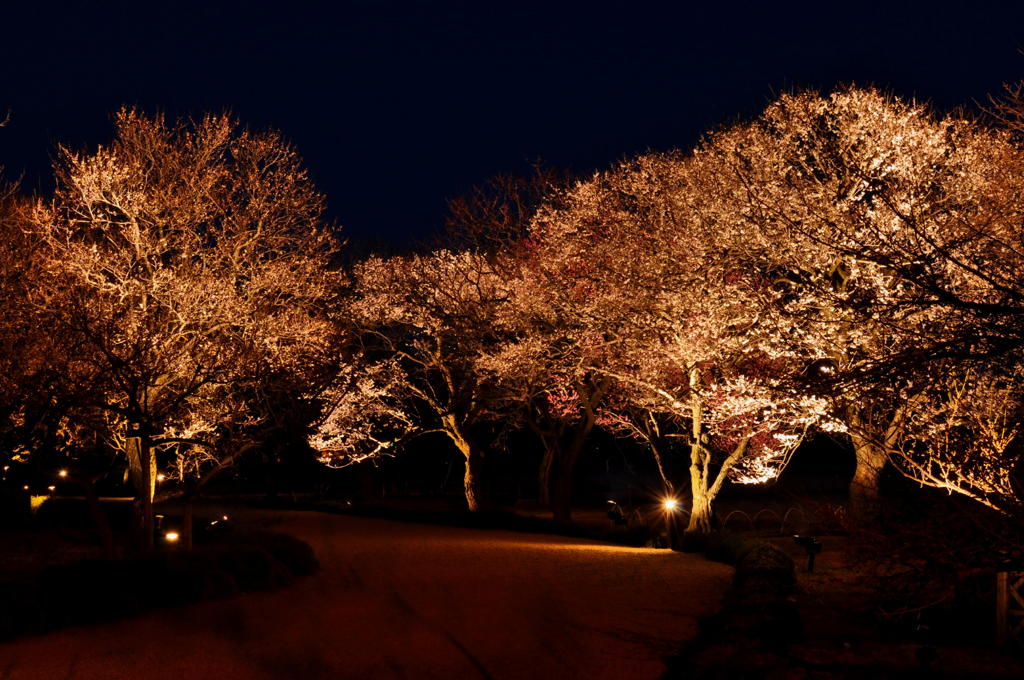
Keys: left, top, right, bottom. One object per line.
{"left": 0, "top": 581, "right": 43, "bottom": 638}
{"left": 246, "top": 532, "right": 319, "bottom": 577}
{"left": 0, "top": 530, "right": 317, "bottom": 641}
{"left": 215, "top": 546, "right": 279, "bottom": 591}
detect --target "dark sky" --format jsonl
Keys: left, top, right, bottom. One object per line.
{"left": 2, "top": 1, "right": 1024, "bottom": 245}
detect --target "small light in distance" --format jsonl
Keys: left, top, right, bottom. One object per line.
{"left": 58, "top": 469, "right": 68, "bottom": 478}
{"left": 22, "top": 485, "right": 29, "bottom": 491}
{"left": 156, "top": 473, "right": 166, "bottom": 482}
{"left": 164, "top": 531, "right": 180, "bottom": 542}
{"left": 222, "top": 515, "right": 229, "bottom": 521}
{"left": 47, "top": 485, "right": 56, "bottom": 492}
{"left": 663, "top": 498, "right": 678, "bottom": 511}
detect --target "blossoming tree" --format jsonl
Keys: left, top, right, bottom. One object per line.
{"left": 33, "top": 110, "right": 341, "bottom": 546}
{"left": 311, "top": 249, "right": 515, "bottom": 511}
{"left": 508, "top": 153, "right": 830, "bottom": 532}
{"left": 702, "top": 87, "right": 1024, "bottom": 516}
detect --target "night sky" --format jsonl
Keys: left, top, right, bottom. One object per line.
{"left": 2, "top": 1, "right": 1024, "bottom": 245}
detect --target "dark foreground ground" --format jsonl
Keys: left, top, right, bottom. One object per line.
{"left": 0, "top": 508, "right": 733, "bottom": 679}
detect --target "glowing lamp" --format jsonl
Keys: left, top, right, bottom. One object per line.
{"left": 156, "top": 473, "right": 166, "bottom": 482}
{"left": 164, "top": 531, "right": 180, "bottom": 542}
{"left": 47, "top": 485, "right": 56, "bottom": 492}
{"left": 663, "top": 498, "right": 678, "bottom": 511}
{"left": 58, "top": 469, "right": 68, "bottom": 478}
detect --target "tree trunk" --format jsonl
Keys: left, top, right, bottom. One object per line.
{"left": 648, "top": 439, "right": 674, "bottom": 496}
{"left": 685, "top": 378, "right": 714, "bottom": 536}
{"left": 538, "top": 439, "right": 555, "bottom": 508}
{"left": 462, "top": 448, "right": 486, "bottom": 512}
{"left": 549, "top": 425, "right": 589, "bottom": 524}
{"left": 686, "top": 490, "right": 714, "bottom": 534}
{"left": 448, "top": 425, "right": 485, "bottom": 512}
{"left": 550, "top": 456, "right": 574, "bottom": 524}
{"left": 126, "top": 429, "right": 156, "bottom": 551}
{"left": 81, "top": 475, "right": 116, "bottom": 556}
{"left": 849, "top": 436, "right": 886, "bottom": 522}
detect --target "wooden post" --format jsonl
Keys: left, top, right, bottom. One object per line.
{"left": 998, "top": 571, "right": 1008, "bottom": 646}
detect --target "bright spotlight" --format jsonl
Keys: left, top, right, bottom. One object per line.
{"left": 663, "top": 498, "right": 678, "bottom": 511}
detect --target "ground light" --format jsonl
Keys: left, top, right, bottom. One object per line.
{"left": 164, "top": 531, "right": 180, "bottom": 543}
{"left": 662, "top": 498, "right": 679, "bottom": 550}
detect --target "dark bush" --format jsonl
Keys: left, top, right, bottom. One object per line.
{"left": 0, "top": 581, "right": 43, "bottom": 638}
{"left": 255, "top": 532, "right": 319, "bottom": 577}
{"left": 0, "top": 530, "right": 316, "bottom": 641}
{"left": 218, "top": 531, "right": 319, "bottom": 577}
{"left": 736, "top": 543, "right": 795, "bottom": 586}
{"left": 37, "top": 559, "right": 148, "bottom": 627}
{"left": 704, "top": 532, "right": 754, "bottom": 563}
{"left": 681, "top": 529, "right": 724, "bottom": 554}
{"left": 160, "top": 551, "right": 238, "bottom": 604}
{"left": 215, "top": 546, "right": 279, "bottom": 591}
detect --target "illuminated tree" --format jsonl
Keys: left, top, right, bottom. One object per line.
{"left": 497, "top": 153, "right": 830, "bottom": 531}
{"left": 33, "top": 110, "right": 341, "bottom": 547}
{"left": 0, "top": 188, "right": 88, "bottom": 466}
{"left": 883, "top": 359, "right": 1024, "bottom": 513}
{"left": 311, "top": 249, "right": 514, "bottom": 511}
{"left": 442, "top": 170, "right": 608, "bottom": 522}
{"left": 473, "top": 221, "right": 612, "bottom": 523}
{"left": 701, "top": 87, "right": 1024, "bottom": 516}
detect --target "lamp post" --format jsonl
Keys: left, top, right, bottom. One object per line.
{"left": 663, "top": 498, "right": 679, "bottom": 550}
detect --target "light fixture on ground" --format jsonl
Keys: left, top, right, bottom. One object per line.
{"left": 662, "top": 498, "right": 679, "bottom": 549}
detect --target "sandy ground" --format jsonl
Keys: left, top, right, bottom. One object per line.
{"left": 0, "top": 509, "right": 733, "bottom": 680}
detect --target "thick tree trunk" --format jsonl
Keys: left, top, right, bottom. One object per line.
{"left": 686, "top": 491, "right": 714, "bottom": 534}
{"left": 685, "top": 377, "right": 715, "bottom": 536}
{"left": 849, "top": 435, "right": 886, "bottom": 521}
{"left": 126, "top": 429, "right": 156, "bottom": 551}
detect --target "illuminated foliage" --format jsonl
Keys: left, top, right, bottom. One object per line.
{"left": 699, "top": 87, "right": 1024, "bottom": 515}
{"left": 311, "top": 249, "right": 515, "bottom": 511}
{"left": 513, "top": 153, "right": 830, "bottom": 531}
{"left": 32, "top": 110, "right": 341, "bottom": 544}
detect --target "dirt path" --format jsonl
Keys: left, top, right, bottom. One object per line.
{"left": 0, "top": 509, "right": 732, "bottom": 679}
